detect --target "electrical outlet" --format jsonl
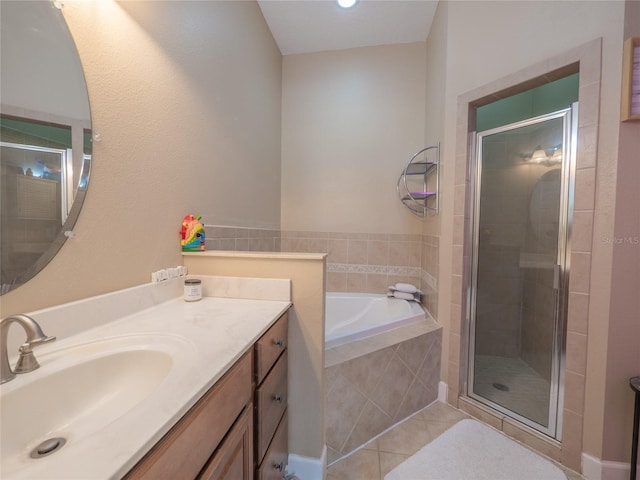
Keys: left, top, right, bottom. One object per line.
{"left": 151, "top": 266, "right": 188, "bottom": 284}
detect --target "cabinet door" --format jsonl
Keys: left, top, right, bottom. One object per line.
{"left": 198, "top": 406, "right": 253, "bottom": 480}
{"left": 255, "top": 312, "right": 288, "bottom": 384}
{"left": 258, "top": 411, "right": 288, "bottom": 480}
{"left": 256, "top": 350, "right": 287, "bottom": 463}
{"left": 125, "top": 353, "right": 252, "bottom": 480}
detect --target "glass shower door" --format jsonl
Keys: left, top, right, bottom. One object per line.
{"left": 468, "top": 106, "right": 576, "bottom": 439}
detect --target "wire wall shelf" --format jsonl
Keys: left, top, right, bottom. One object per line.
{"left": 397, "top": 143, "right": 440, "bottom": 217}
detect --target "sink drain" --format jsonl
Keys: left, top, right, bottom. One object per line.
{"left": 30, "top": 437, "right": 66, "bottom": 459}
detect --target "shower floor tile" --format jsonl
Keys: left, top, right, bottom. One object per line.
{"left": 472, "top": 354, "right": 550, "bottom": 427}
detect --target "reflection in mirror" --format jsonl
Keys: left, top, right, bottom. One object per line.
{"left": 528, "top": 168, "right": 561, "bottom": 252}
{"left": 0, "top": 1, "right": 92, "bottom": 294}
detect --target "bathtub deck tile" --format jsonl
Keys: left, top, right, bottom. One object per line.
{"left": 325, "top": 347, "right": 350, "bottom": 368}
{"left": 332, "top": 341, "right": 373, "bottom": 363}
{"left": 324, "top": 319, "right": 442, "bottom": 367}
{"left": 394, "top": 377, "right": 438, "bottom": 422}
{"left": 325, "top": 320, "right": 443, "bottom": 463}
{"left": 339, "top": 347, "right": 395, "bottom": 398}
{"left": 326, "top": 375, "right": 369, "bottom": 453}
{"left": 370, "top": 354, "right": 416, "bottom": 419}
{"left": 325, "top": 364, "right": 342, "bottom": 395}
{"left": 396, "top": 333, "right": 436, "bottom": 374}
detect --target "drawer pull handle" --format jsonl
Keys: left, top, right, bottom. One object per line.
{"left": 273, "top": 394, "right": 284, "bottom": 404}
{"left": 274, "top": 462, "right": 283, "bottom": 472}
{"left": 273, "top": 339, "right": 285, "bottom": 348}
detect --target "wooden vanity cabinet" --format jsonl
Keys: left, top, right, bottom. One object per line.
{"left": 197, "top": 406, "right": 253, "bottom": 480}
{"left": 124, "top": 310, "right": 289, "bottom": 480}
{"left": 254, "top": 312, "right": 289, "bottom": 480}
{"left": 257, "top": 411, "right": 288, "bottom": 480}
{"left": 124, "top": 352, "right": 253, "bottom": 480}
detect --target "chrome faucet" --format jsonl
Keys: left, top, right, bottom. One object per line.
{"left": 1, "top": 314, "right": 55, "bottom": 384}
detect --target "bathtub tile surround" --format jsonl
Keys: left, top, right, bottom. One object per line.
{"left": 283, "top": 231, "right": 431, "bottom": 303}
{"left": 205, "top": 227, "right": 440, "bottom": 319}
{"left": 204, "top": 225, "right": 281, "bottom": 252}
{"left": 421, "top": 234, "right": 439, "bottom": 319}
{"left": 325, "top": 325, "right": 442, "bottom": 463}
{"left": 325, "top": 319, "right": 440, "bottom": 368}
{"left": 284, "top": 232, "right": 420, "bottom": 289}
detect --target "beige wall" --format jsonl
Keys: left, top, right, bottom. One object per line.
{"left": 281, "top": 43, "right": 426, "bottom": 235}
{"left": 422, "top": 1, "right": 447, "bottom": 238}
{"left": 602, "top": 0, "right": 640, "bottom": 462}
{"left": 3, "top": 0, "right": 637, "bottom": 470}
{"left": 183, "top": 252, "right": 326, "bottom": 462}
{"left": 432, "top": 0, "right": 628, "bottom": 466}
{"left": 604, "top": 113, "right": 640, "bottom": 457}
{"left": 422, "top": 1, "right": 448, "bottom": 376}
{"left": 1, "top": 1, "right": 282, "bottom": 317}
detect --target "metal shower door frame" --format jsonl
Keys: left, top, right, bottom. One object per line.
{"left": 466, "top": 104, "right": 578, "bottom": 440}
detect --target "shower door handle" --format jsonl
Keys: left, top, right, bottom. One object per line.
{"left": 552, "top": 264, "right": 561, "bottom": 328}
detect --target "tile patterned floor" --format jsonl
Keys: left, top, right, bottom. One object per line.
{"left": 326, "top": 401, "right": 585, "bottom": 480}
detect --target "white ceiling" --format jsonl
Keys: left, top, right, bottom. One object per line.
{"left": 257, "top": 0, "right": 439, "bottom": 55}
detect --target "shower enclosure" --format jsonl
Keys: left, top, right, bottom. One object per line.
{"left": 468, "top": 104, "right": 577, "bottom": 439}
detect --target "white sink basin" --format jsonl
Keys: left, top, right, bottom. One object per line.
{"left": 0, "top": 335, "right": 188, "bottom": 477}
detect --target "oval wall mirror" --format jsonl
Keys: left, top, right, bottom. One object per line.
{"left": 0, "top": 1, "right": 92, "bottom": 294}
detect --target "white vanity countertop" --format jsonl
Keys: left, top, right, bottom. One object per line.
{"left": 1, "top": 294, "right": 290, "bottom": 480}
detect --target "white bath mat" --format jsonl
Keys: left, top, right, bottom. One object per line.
{"left": 384, "top": 419, "right": 567, "bottom": 480}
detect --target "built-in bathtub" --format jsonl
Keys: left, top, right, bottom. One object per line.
{"left": 325, "top": 292, "right": 426, "bottom": 349}
{"left": 324, "top": 292, "right": 442, "bottom": 464}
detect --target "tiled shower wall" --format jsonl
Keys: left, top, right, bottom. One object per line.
{"left": 473, "top": 122, "right": 560, "bottom": 366}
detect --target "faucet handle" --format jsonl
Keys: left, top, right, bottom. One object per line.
{"left": 14, "top": 336, "right": 54, "bottom": 374}
{"left": 29, "top": 335, "right": 56, "bottom": 346}
{"left": 14, "top": 343, "right": 41, "bottom": 374}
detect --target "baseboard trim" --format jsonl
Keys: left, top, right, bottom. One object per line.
{"left": 582, "top": 452, "right": 634, "bottom": 480}
{"left": 438, "top": 381, "right": 448, "bottom": 403}
{"left": 288, "top": 445, "right": 327, "bottom": 480}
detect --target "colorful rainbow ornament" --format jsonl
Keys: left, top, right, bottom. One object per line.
{"left": 180, "top": 214, "right": 206, "bottom": 252}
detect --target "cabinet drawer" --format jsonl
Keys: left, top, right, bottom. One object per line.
{"left": 125, "top": 352, "right": 252, "bottom": 480}
{"left": 255, "top": 350, "right": 287, "bottom": 462}
{"left": 255, "top": 312, "right": 288, "bottom": 384}
{"left": 197, "top": 405, "right": 253, "bottom": 480}
{"left": 257, "top": 411, "right": 288, "bottom": 480}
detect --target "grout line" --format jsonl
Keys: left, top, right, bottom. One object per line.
{"left": 329, "top": 400, "right": 441, "bottom": 467}
{"left": 336, "top": 393, "right": 378, "bottom": 455}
